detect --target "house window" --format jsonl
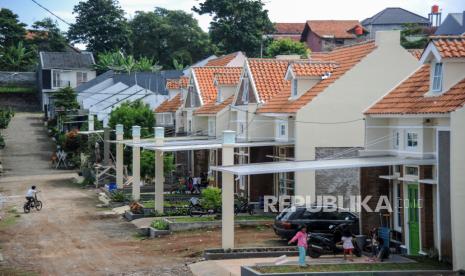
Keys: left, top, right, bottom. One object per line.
{"left": 405, "top": 166, "right": 419, "bottom": 177}
{"left": 393, "top": 182, "right": 402, "bottom": 231}
{"left": 241, "top": 78, "right": 249, "bottom": 104}
{"left": 217, "top": 88, "right": 222, "bottom": 103}
{"left": 239, "top": 123, "right": 245, "bottom": 135}
{"left": 335, "top": 39, "right": 345, "bottom": 45}
{"left": 291, "top": 78, "right": 298, "bottom": 97}
{"left": 406, "top": 132, "right": 418, "bottom": 148}
{"left": 77, "top": 72, "right": 88, "bottom": 86}
{"left": 188, "top": 120, "right": 192, "bottom": 132}
{"left": 432, "top": 62, "right": 443, "bottom": 92}
{"left": 393, "top": 130, "right": 400, "bottom": 149}
{"left": 280, "top": 123, "right": 286, "bottom": 136}
{"left": 157, "top": 114, "right": 165, "bottom": 125}
{"left": 52, "top": 70, "right": 61, "bottom": 88}
{"left": 164, "top": 113, "right": 173, "bottom": 125}
{"left": 188, "top": 86, "right": 195, "bottom": 107}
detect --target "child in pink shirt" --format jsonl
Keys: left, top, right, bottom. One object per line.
{"left": 288, "top": 226, "right": 308, "bottom": 267}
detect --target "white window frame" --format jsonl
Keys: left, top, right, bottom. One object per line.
{"left": 52, "top": 70, "right": 61, "bottom": 88}
{"left": 291, "top": 78, "right": 298, "bottom": 98}
{"left": 239, "top": 122, "right": 245, "bottom": 135}
{"left": 404, "top": 165, "right": 419, "bottom": 177}
{"left": 188, "top": 120, "right": 192, "bottom": 132}
{"left": 157, "top": 113, "right": 165, "bottom": 125}
{"left": 241, "top": 78, "right": 249, "bottom": 104}
{"left": 76, "top": 71, "right": 88, "bottom": 86}
{"left": 217, "top": 88, "right": 222, "bottom": 103}
{"left": 432, "top": 62, "right": 443, "bottom": 92}
{"left": 164, "top": 113, "right": 173, "bottom": 125}
{"left": 406, "top": 131, "right": 419, "bottom": 150}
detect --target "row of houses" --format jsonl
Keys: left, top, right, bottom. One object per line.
{"left": 271, "top": 7, "right": 464, "bottom": 52}
{"left": 152, "top": 31, "right": 465, "bottom": 271}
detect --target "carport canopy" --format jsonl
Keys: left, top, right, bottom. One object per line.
{"left": 210, "top": 156, "right": 437, "bottom": 176}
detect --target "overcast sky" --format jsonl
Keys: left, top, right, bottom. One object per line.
{"left": 1, "top": 0, "right": 463, "bottom": 32}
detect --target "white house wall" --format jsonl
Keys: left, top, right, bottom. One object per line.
{"left": 450, "top": 106, "right": 465, "bottom": 271}
{"left": 294, "top": 31, "right": 420, "bottom": 198}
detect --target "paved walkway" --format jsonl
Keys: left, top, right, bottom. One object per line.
{"left": 0, "top": 113, "right": 65, "bottom": 178}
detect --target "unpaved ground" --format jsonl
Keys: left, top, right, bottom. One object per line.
{"left": 0, "top": 114, "right": 282, "bottom": 275}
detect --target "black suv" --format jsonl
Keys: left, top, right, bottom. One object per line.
{"left": 273, "top": 206, "right": 359, "bottom": 240}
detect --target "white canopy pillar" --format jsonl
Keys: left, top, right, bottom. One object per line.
{"left": 154, "top": 127, "right": 165, "bottom": 213}
{"left": 132, "top": 126, "right": 141, "bottom": 201}
{"left": 115, "top": 124, "right": 124, "bottom": 189}
{"left": 88, "top": 114, "right": 94, "bottom": 131}
{"left": 222, "top": 130, "right": 236, "bottom": 250}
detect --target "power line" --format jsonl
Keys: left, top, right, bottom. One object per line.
{"left": 30, "top": 0, "right": 72, "bottom": 26}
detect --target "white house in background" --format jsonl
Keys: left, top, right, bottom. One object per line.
{"left": 38, "top": 51, "right": 96, "bottom": 118}
{"left": 364, "top": 36, "right": 465, "bottom": 271}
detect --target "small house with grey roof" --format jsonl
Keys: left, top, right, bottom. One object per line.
{"left": 39, "top": 51, "right": 96, "bottom": 118}
{"left": 435, "top": 11, "right": 465, "bottom": 35}
{"left": 362, "top": 7, "right": 430, "bottom": 39}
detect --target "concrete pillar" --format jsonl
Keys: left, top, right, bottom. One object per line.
{"left": 88, "top": 114, "right": 94, "bottom": 131}
{"left": 154, "top": 127, "right": 165, "bottom": 213}
{"left": 222, "top": 130, "right": 236, "bottom": 250}
{"left": 132, "top": 126, "right": 141, "bottom": 201}
{"left": 116, "top": 124, "right": 124, "bottom": 189}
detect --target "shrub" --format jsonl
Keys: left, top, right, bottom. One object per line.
{"left": 110, "top": 191, "right": 126, "bottom": 202}
{"left": 201, "top": 187, "right": 222, "bottom": 211}
{"left": 151, "top": 219, "right": 169, "bottom": 230}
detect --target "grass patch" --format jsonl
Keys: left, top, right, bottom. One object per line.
{"left": 0, "top": 207, "right": 20, "bottom": 229}
{"left": 0, "top": 267, "right": 37, "bottom": 276}
{"left": 141, "top": 200, "right": 189, "bottom": 209}
{"left": 255, "top": 256, "right": 451, "bottom": 274}
{"left": 172, "top": 216, "right": 216, "bottom": 223}
{"left": 0, "top": 86, "right": 36, "bottom": 94}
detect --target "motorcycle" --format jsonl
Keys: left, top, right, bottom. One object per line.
{"left": 23, "top": 193, "right": 43, "bottom": 213}
{"left": 307, "top": 224, "right": 362, "bottom": 258}
{"left": 234, "top": 196, "right": 254, "bottom": 215}
{"left": 188, "top": 197, "right": 219, "bottom": 217}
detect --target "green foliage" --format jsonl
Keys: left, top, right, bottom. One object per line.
{"left": 95, "top": 52, "right": 161, "bottom": 74}
{"left": 30, "top": 18, "right": 68, "bottom": 52}
{"left": 200, "top": 187, "right": 222, "bottom": 210}
{"left": 151, "top": 219, "right": 169, "bottom": 230}
{"left": 193, "top": 0, "right": 274, "bottom": 57}
{"left": 140, "top": 150, "right": 155, "bottom": 179}
{"left": 0, "top": 86, "right": 36, "bottom": 94}
{"left": 0, "top": 41, "right": 36, "bottom": 71}
{"left": 0, "top": 135, "right": 5, "bottom": 149}
{"left": 266, "top": 38, "right": 309, "bottom": 58}
{"left": 401, "top": 23, "right": 428, "bottom": 49}
{"left": 130, "top": 8, "right": 214, "bottom": 69}
{"left": 52, "top": 87, "right": 79, "bottom": 111}
{"left": 68, "top": 0, "right": 131, "bottom": 54}
{"left": 0, "top": 109, "right": 14, "bottom": 129}
{"left": 110, "top": 191, "right": 126, "bottom": 202}
{"left": 0, "top": 8, "right": 26, "bottom": 47}
{"left": 172, "top": 59, "right": 185, "bottom": 70}
{"left": 108, "top": 100, "right": 155, "bottom": 139}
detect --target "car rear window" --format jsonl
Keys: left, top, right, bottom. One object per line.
{"left": 277, "top": 207, "right": 304, "bottom": 220}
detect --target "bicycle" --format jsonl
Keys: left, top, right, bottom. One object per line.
{"left": 23, "top": 193, "right": 42, "bottom": 213}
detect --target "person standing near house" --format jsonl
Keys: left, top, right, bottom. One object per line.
{"left": 288, "top": 226, "right": 308, "bottom": 267}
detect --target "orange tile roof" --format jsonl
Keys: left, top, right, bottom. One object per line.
{"left": 274, "top": 23, "right": 305, "bottom": 34}
{"left": 205, "top": 52, "right": 242, "bottom": 66}
{"left": 214, "top": 70, "right": 242, "bottom": 86}
{"left": 291, "top": 61, "right": 338, "bottom": 77}
{"left": 166, "top": 76, "right": 189, "bottom": 90}
{"left": 257, "top": 41, "right": 377, "bottom": 114}
{"left": 431, "top": 36, "right": 465, "bottom": 58}
{"left": 194, "top": 96, "right": 234, "bottom": 115}
{"left": 306, "top": 20, "right": 362, "bottom": 39}
{"left": 154, "top": 93, "right": 183, "bottom": 113}
{"left": 248, "top": 58, "right": 295, "bottom": 102}
{"left": 366, "top": 65, "right": 465, "bottom": 115}
{"left": 192, "top": 67, "right": 242, "bottom": 104}
{"left": 408, "top": 49, "right": 423, "bottom": 60}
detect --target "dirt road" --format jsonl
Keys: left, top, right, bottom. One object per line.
{"left": 0, "top": 114, "right": 280, "bottom": 275}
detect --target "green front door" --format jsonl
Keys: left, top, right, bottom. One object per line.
{"left": 408, "top": 184, "right": 420, "bottom": 255}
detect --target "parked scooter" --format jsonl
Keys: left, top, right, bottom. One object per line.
{"left": 307, "top": 224, "right": 362, "bottom": 258}
{"left": 188, "top": 197, "right": 219, "bottom": 217}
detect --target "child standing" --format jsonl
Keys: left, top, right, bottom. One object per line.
{"left": 288, "top": 226, "right": 308, "bottom": 267}
{"left": 341, "top": 229, "right": 354, "bottom": 261}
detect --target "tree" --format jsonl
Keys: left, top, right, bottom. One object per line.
{"left": 53, "top": 87, "right": 79, "bottom": 110}
{"left": 0, "top": 8, "right": 26, "bottom": 47}
{"left": 266, "top": 38, "right": 309, "bottom": 58}
{"left": 193, "top": 0, "right": 274, "bottom": 57}
{"left": 130, "top": 8, "right": 214, "bottom": 69}
{"left": 95, "top": 52, "right": 161, "bottom": 74}
{"left": 30, "top": 18, "right": 68, "bottom": 52}
{"left": 68, "top": 0, "right": 131, "bottom": 54}
{"left": 0, "top": 41, "right": 35, "bottom": 71}
{"left": 401, "top": 23, "right": 429, "bottom": 49}
{"left": 108, "top": 100, "right": 155, "bottom": 139}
